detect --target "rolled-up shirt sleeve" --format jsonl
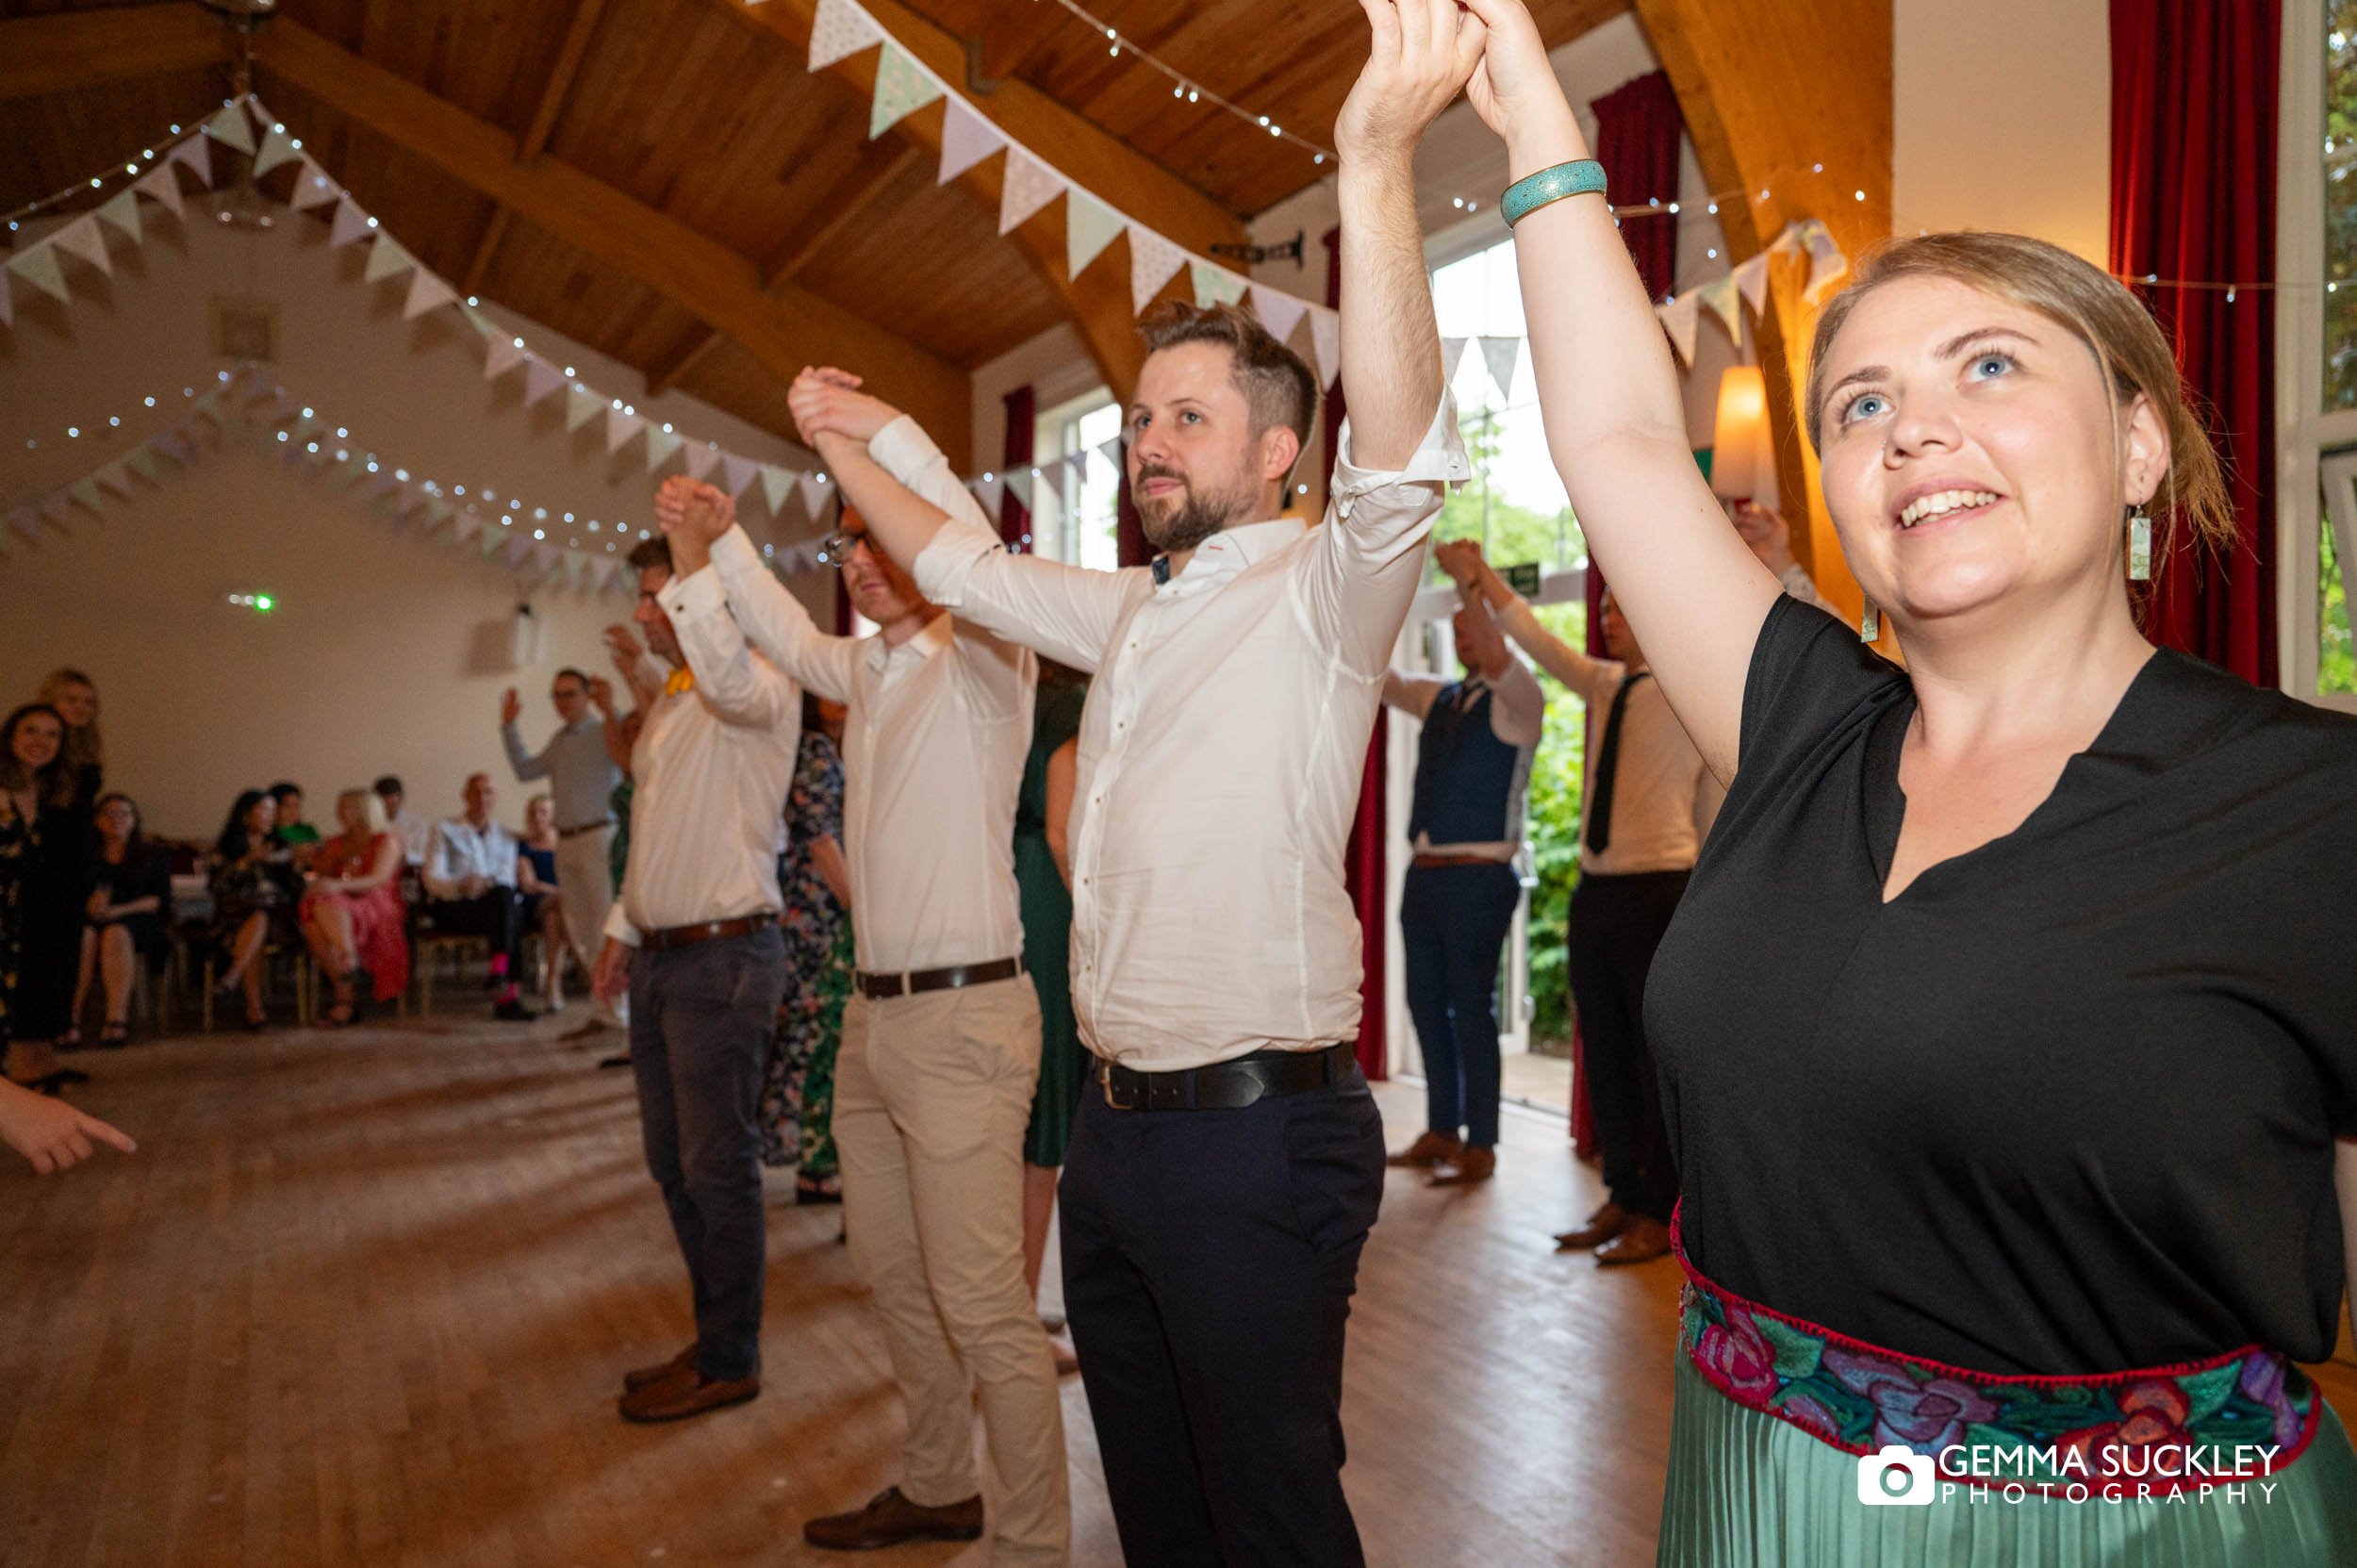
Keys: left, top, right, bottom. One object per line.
{"left": 1304, "top": 391, "right": 1472, "bottom": 677}
{"left": 914, "top": 519, "right": 1147, "bottom": 676}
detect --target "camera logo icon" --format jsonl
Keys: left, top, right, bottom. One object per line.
{"left": 1856, "top": 1444, "right": 1937, "bottom": 1506}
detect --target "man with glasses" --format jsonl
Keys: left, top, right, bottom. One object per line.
{"left": 502, "top": 666, "right": 626, "bottom": 1033}
{"left": 653, "top": 442, "right": 1063, "bottom": 1561}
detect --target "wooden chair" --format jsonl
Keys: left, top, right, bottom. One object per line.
{"left": 412, "top": 933, "right": 488, "bottom": 1016}
{"left": 201, "top": 943, "right": 314, "bottom": 1032}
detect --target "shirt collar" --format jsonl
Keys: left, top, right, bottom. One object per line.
{"left": 865, "top": 610, "right": 954, "bottom": 669}
{"left": 1157, "top": 518, "right": 1307, "bottom": 594}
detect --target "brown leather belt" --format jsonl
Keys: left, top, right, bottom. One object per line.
{"left": 1411, "top": 852, "right": 1510, "bottom": 869}
{"left": 640, "top": 911, "right": 778, "bottom": 953}
{"left": 1099, "top": 1042, "right": 1359, "bottom": 1112}
{"left": 855, "top": 956, "right": 1023, "bottom": 999}
{"left": 557, "top": 819, "right": 614, "bottom": 839}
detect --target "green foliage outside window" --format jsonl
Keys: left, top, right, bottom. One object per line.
{"left": 2331, "top": 8, "right": 2357, "bottom": 407}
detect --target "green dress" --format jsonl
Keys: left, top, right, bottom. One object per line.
{"left": 1016, "top": 671, "right": 1088, "bottom": 1168}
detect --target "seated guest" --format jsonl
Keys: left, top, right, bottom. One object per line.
{"left": 73, "top": 792, "right": 172, "bottom": 1049}
{"left": 422, "top": 773, "right": 535, "bottom": 1021}
{"left": 270, "top": 782, "right": 320, "bottom": 868}
{"left": 2, "top": 702, "right": 92, "bottom": 1090}
{"left": 374, "top": 774, "right": 434, "bottom": 868}
{"left": 35, "top": 668, "right": 103, "bottom": 814}
{"left": 301, "top": 789, "right": 411, "bottom": 1026}
{"left": 517, "top": 793, "right": 568, "bottom": 1013}
{"left": 209, "top": 789, "right": 303, "bottom": 1032}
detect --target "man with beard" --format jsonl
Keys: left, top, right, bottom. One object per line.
{"left": 782, "top": 8, "right": 1475, "bottom": 1559}
{"left": 651, "top": 455, "right": 1063, "bottom": 1562}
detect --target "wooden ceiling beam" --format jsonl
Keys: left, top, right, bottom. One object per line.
{"left": 249, "top": 18, "right": 972, "bottom": 467}
{"left": 456, "top": 0, "right": 608, "bottom": 316}
{"left": 648, "top": 140, "right": 922, "bottom": 398}
{"left": 718, "top": 0, "right": 1248, "bottom": 404}
{"left": 0, "top": 8, "right": 231, "bottom": 100}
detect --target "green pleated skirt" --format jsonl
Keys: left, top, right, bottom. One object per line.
{"left": 1657, "top": 1354, "right": 2357, "bottom": 1566}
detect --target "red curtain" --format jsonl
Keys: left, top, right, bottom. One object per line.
{"left": 1590, "top": 71, "right": 1683, "bottom": 302}
{"left": 1114, "top": 462, "right": 1148, "bottom": 567}
{"left": 1321, "top": 224, "right": 1389, "bottom": 1083}
{"left": 2110, "top": 0, "right": 2280, "bottom": 686}
{"left": 1000, "top": 385, "right": 1034, "bottom": 552}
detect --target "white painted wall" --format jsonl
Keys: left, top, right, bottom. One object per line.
{"left": 1893, "top": 0, "right": 2111, "bottom": 262}
{"left": 0, "top": 204, "right": 831, "bottom": 837}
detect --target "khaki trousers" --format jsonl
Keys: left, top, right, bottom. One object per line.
{"left": 835, "top": 976, "right": 1068, "bottom": 1566}
{"left": 553, "top": 827, "right": 625, "bottom": 1028}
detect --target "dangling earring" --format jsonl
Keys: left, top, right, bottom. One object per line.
{"left": 1859, "top": 602, "right": 1880, "bottom": 642}
{"left": 2127, "top": 504, "right": 2152, "bottom": 582}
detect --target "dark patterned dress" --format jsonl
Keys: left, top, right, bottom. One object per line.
{"left": 759, "top": 732, "right": 854, "bottom": 1174}
{"left": 1, "top": 797, "right": 91, "bottom": 1048}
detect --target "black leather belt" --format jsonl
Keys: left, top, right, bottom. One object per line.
{"left": 1099, "top": 1042, "right": 1359, "bottom": 1112}
{"left": 640, "top": 911, "right": 778, "bottom": 952}
{"left": 557, "top": 819, "right": 614, "bottom": 839}
{"left": 855, "top": 956, "right": 1024, "bottom": 999}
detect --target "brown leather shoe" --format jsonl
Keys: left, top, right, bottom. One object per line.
{"left": 1594, "top": 1213, "right": 1672, "bottom": 1265}
{"left": 803, "top": 1486, "right": 984, "bottom": 1550}
{"left": 621, "top": 1344, "right": 697, "bottom": 1394}
{"left": 1386, "top": 1130, "right": 1465, "bottom": 1169}
{"left": 1554, "top": 1201, "right": 1629, "bottom": 1251}
{"left": 1427, "top": 1145, "right": 1496, "bottom": 1186}
{"left": 616, "top": 1369, "right": 759, "bottom": 1423}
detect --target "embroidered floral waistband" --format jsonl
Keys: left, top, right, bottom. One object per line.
{"left": 1671, "top": 1207, "right": 2318, "bottom": 1499}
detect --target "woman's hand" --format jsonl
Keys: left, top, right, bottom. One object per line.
{"left": 0, "top": 1079, "right": 135, "bottom": 1174}
{"left": 86, "top": 889, "right": 111, "bottom": 921}
{"left": 1456, "top": 0, "right": 1579, "bottom": 157}
{"left": 1336, "top": 0, "right": 1489, "bottom": 172}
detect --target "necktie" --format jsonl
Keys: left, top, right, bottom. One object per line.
{"left": 1586, "top": 670, "right": 1652, "bottom": 855}
{"left": 664, "top": 666, "right": 696, "bottom": 697}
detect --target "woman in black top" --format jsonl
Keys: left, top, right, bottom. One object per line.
{"left": 1457, "top": 3, "right": 2357, "bottom": 1560}
{"left": 210, "top": 790, "right": 302, "bottom": 1031}
{"left": 73, "top": 792, "right": 172, "bottom": 1048}
{"left": 1, "top": 703, "right": 92, "bottom": 1092}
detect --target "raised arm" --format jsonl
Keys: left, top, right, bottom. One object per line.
{"left": 1457, "top": 0, "right": 1779, "bottom": 777}
{"left": 654, "top": 478, "right": 859, "bottom": 703}
{"left": 658, "top": 569, "right": 797, "bottom": 730}
{"left": 1441, "top": 538, "right": 1616, "bottom": 702}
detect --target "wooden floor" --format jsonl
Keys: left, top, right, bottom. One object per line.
{"left": 5, "top": 1016, "right": 2353, "bottom": 1568}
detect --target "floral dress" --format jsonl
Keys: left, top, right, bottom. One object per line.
{"left": 759, "top": 731, "right": 854, "bottom": 1173}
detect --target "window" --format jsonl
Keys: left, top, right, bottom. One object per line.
{"left": 1031, "top": 389, "right": 1124, "bottom": 571}
{"left": 2283, "top": 0, "right": 2357, "bottom": 709}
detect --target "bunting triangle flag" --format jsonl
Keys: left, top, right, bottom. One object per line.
{"left": 522, "top": 357, "right": 567, "bottom": 405}
{"left": 533, "top": 543, "right": 560, "bottom": 575}
{"left": 1308, "top": 305, "right": 1341, "bottom": 388}
{"left": 998, "top": 149, "right": 1065, "bottom": 237}
{"left": 97, "top": 190, "right": 143, "bottom": 246}
{"left": 970, "top": 473, "right": 1006, "bottom": 512}
{"left": 808, "top": 0, "right": 887, "bottom": 71}
{"left": 1479, "top": 336, "right": 1522, "bottom": 402}
{"left": 1733, "top": 252, "right": 1772, "bottom": 316}
{"left": 1001, "top": 470, "right": 1032, "bottom": 513}
{"left": 1096, "top": 436, "right": 1124, "bottom": 476}
{"left": 204, "top": 104, "right": 257, "bottom": 156}
{"left": 125, "top": 448, "right": 163, "bottom": 484}
{"left": 363, "top": 234, "right": 413, "bottom": 284}
{"left": 868, "top": 42, "right": 944, "bottom": 140}
{"left": 566, "top": 385, "right": 602, "bottom": 432}
{"left": 404, "top": 268, "right": 458, "bottom": 320}
{"left": 1441, "top": 337, "right": 1470, "bottom": 384}
{"left": 1770, "top": 223, "right": 1807, "bottom": 261}
{"left": 172, "top": 136, "right": 212, "bottom": 188}
{"left": 588, "top": 557, "right": 618, "bottom": 591}
{"left": 252, "top": 126, "right": 301, "bottom": 178}
{"left": 505, "top": 535, "right": 535, "bottom": 570}
{"left": 685, "top": 442, "right": 721, "bottom": 482}
{"left": 7, "top": 243, "right": 70, "bottom": 304}
{"left": 482, "top": 526, "right": 505, "bottom": 559}
{"left": 41, "top": 493, "right": 74, "bottom": 527}
{"left": 1065, "top": 451, "right": 1091, "bottom": 487}
{"left": 605, "top": 408, "right": 647, "bottom": 455}
{"left": 1699, "top": 275, "right": 1744, "bottom": 348}
{"left": 288, "top": 159, "right": 339, "bottom": 211}
{"left": 720, "top": 454, "right": 759, "bottom": 497}
{"left": 1129, "top": 224, "right": 1188, "bottom": 315}
{"left": 1657, "top": 294, "right": 1701, "bottom": 367}
{"left": 1247, "top": 284, "right": 1309, "bottom": 346}
{"left": 1802, "top": 223, "right": 1850, "bottom": 305}
{"left": 1190, "top": 259, "right": 1247, "bottom": 311}
{"left": 485, "top": 334, "right": 530, "bottom": 379}
{"left": 645, "top": 429, "right": 685, "bottom": 472}
{"left": 70, "top": 477, "right": 105, "bottom": 516}
{"left": 761, "top": 465, "right": 795, "bottom": 515}
{"left": 1066, "top": 189, "right": 1126, "bottom": 279}
{"left": 96, "top": 460, "right": 134, "bottom": 499}
{"left": 799, "top": 471, "right": 833, "bottom": 520}
{"left": 328, "top": 198, "right": 373, "bottom": 248}
{"left": 938, "top": 98, "right": 1008, "bottom": 185}
{"left": 4, "top": 506, "right": 32, "bottom": 544}
{"left": 136, "top": 165, "right": 185, "bottom": 220}
{"left": 53, "top": 216, "right": 111, "bottom": 277}
{"left": 425, "top": 497, "right": 455, "bottom": 528}
{"left": 454, "top": 511, "right": 482, "bottom": 543}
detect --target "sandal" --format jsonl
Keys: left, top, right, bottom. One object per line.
{"left": 794, "top": 1173, "right": 843, "bottom": 1206}
{"left": 58, "top": 1026, "right": 83, "bottom": 1051}
{"left": 98, "top": 1022, "right": 130, "bottom": 1049}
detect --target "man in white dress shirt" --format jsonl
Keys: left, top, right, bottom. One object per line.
{"left": 780, "top": 20, "right": 1475, "bottom": 1562}
{"left": 589, "top": 535, "right": 798, "bottom": 1425}
{"left": 654, "top": 442, "right": 1065, "bottom": 1560}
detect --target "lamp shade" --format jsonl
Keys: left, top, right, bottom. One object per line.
{"left": 1709, "top": 366, "right": 1773, "bottom": 502}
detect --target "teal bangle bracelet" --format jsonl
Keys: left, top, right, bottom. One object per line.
{"left": 1501, "top": 160, "right": 1608, "bottom": 228}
